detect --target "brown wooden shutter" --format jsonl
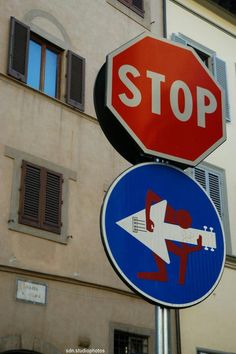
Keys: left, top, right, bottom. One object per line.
{"left": 66, "top": 50, "right": 85, "bottom": 111}
{"left": 8, "top": 17, "right": 30, "bottom": 82}
{"left": 42, "top": 169, "right": 62, "bottom": 234}
{"left": 19, "top": 161, "right": 41, "bottom": 228}
{"left": 19, "top": 161, "right": 63, "bottom": 234}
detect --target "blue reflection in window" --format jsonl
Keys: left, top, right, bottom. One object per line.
{"left": 27, "top": 40, "right": 41, "bottom": 90}
{"left": 44, "top": 49, "right": 58, "bottom": 97}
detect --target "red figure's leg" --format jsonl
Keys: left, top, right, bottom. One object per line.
{"left": 137, "top": 253, "right": 168, "bottom": 281}
{"left": 166, "top": 236, "right": 202, "bottom": 285}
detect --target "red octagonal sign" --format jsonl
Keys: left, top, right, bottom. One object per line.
{"left": 106, "top": 33, "right": 226, "bottom": 166}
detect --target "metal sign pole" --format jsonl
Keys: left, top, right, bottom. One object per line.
{"left": 163, "top": 307, "right": 169, "bottom": 354}
{"left": 156, "top": 306, "right": 169, "bottom": 354}
{"left": 156, "top": 306, "right": 163, "bottom": 354}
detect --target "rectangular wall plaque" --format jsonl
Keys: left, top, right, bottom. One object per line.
{"left": 16, "top": 279, "right": 47, "bottom": 305}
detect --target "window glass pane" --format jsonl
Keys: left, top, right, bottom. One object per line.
{"left": 27, "top": 40, "right": 41, "bottom": 90}
{"left": 44, "top": 48, "right": 58, "bottom": 97}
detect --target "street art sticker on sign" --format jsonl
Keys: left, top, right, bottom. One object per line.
{"left": 101, "top": 163, "right": 225, "bottom": 308}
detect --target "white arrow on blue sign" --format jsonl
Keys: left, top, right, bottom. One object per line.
{"left": 101, "top": 163, "right": 225, "bottom": 308}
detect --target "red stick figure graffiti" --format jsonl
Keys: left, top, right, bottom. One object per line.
{"left": 137, "top": 190, "right": 202, "bottom": 285}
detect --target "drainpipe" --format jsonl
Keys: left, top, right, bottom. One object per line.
{"left": 162, "top": 0, "right": 167, "bottom": 38}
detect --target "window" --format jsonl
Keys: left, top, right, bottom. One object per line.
{"left": 118, "top": 0, "right": 144, "bottom": 17}
{"left": 171, "top": 33, "right": 230, "bottom": 122}
{"left": 19, "top": 161, "right": 63, "bottom": 234}
{"left": 27, "top": 34, "right": 62, "bottom": 98}
{"left": 8, "top": 17, "right": 85, "bottom": 110}
{"left": 114, "top": 330, "right": 148, "bottom": 354}
{"left": 190, "top": 163, "right": 231, "bottom": 254}
{"left": 5, "top": 146, "right": 76, "bottom": 244}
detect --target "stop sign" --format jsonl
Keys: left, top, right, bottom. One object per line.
{"left": 106, "top": 33, "right": 226, "bottom": 166}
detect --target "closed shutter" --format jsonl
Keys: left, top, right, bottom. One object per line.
{"left": 8, "top": 17, "right": 30, "bottom": 82}
{"left": 19, "top": 161, "right": 41, "bottom": 228}
{"left": 42, "top": 169, "right": 62, "bottom": 234}
{"left": 208, "top": 172, "right": 222, "bottom": 217}
{"left": 194, "top": 167, "right": 222, "bottom": 217}
{"left": 213, "top": 56, "right": 230, "bottom": 122}
{"left": 66, "top": 50, "right": 85, "bottom": 111}
{"left": 19, "top": 161, "right": 63, "bottom": 234}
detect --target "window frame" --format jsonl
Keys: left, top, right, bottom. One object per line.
{"left": 106, "top": 0, "right": 151, "bottom": 29}
{"left": 5, "top": 146, "right": 76, "bottom": 244}
{"left": 114, "top": 329, "right": 148, "bottom": 354}
{"left": 27, "top": 33, "right": 62, "bottom": 99}
{"left": 118, "top": 0, "right": 145, "bottom": 17}
{"left": 110, "top": 322, "right": 154, "bottom": 354}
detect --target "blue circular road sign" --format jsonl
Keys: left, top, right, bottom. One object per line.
{"left": 101, "top": 163, "right": 225, "bottom": 308}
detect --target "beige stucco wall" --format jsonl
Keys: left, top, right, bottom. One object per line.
{"left": 0, "top": 0, "right": 164, "bottom": 293}
{"left": 0, "top": 270, "right": 155, "bottom": 352}
{"left": 180, "top": 266, "right": 236, "bottom": 354}
{"left": 0, "top": 0, "right": 165, "bottom": 352}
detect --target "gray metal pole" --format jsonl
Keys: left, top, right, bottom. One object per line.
{"left": 156, "top": 306, "right": 169, "bottom": 354}
{"left": 156, "top": 306, "right": 163, "bottom": 354}
{"left": 163, "top": 307, "right": 169, "bottom": 354}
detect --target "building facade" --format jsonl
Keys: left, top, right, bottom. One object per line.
{"left": 0, "top": 1, "right": 235, "bottom": 354}
{"left": 166, "top": 1, "right": 236, "bottom": 353}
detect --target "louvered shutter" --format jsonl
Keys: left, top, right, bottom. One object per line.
{"left": 8, "top": 17, "right": 30, "bottom": 82}
{"left": 208, "top": 172, "right": 222, "bottom": 218}
{"left": 42, "top": 169, "right": 62, "bottom": 234}
{"left": 66, "top": 50, "right": 85, "bottom": 111}
{"left": 19, "top": 161, "right": 63, "bottom": 234}
{"left": 194, "top": 167, "right": 222, "bottom": 217}
{"left": 194, "top": 167, "right": 207, "bottom": 190}
{"left": 213, "top": 56, "right": 230, "bottom": 122}
{"left": 19, "top": 161, "right": 41, "bottom": 228}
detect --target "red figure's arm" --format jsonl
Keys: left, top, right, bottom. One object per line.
{"left": 145, "top": 190, "right": 161, "bottom": 232}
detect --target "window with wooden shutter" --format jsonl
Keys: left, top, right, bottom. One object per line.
{"left": 66, "top": 50, "right": 85, "bottom": 111}
{"left": 19, "top": 161, "right": 63, "bottom": 234}
{"left": 8, "top": 17, "right": 30, "bottom": 82}
{"left": 118, "top": 0, "right": 144, "bottom": 16}
{"left": 8, "top": 18, "right": 87, "bottom": 107}
{"left": 8, "top": 17, "right": 63, "bottom": 99}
